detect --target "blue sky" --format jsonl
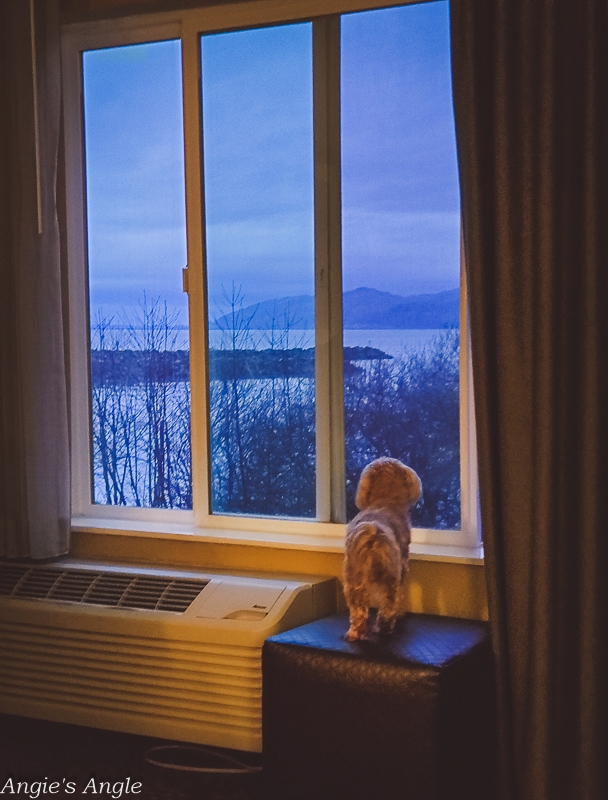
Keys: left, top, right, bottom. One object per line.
{"left": 83, "top": 40, "right": 188, "bottom": 327}
{"left": 341, "top": 2, "right": 460, "bottom": 298}
{"left": 83, "top": 0, "right": 459, "bottom": 326}
{"left": 201, "top": 22, "right": 315, "bottom": 318}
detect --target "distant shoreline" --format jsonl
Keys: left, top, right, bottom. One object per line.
{"left": 90, "top": 345, "right": 393, "bottom": 385}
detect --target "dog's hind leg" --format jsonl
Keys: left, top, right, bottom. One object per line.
{"left": 374, "top": 586, "right": 399, "bottom": 636}
{"left": 344, "top": 586, "right": 370, "bottom": 641}
{"left": 345, "top": 609, "right": 368, "bottom": 641}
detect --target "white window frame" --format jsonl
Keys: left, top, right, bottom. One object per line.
{"left": 62, "top": 0, "right": 481, "bottom": 554}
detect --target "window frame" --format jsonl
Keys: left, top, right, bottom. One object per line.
{"left": 62, "top": 0, "right": 481, "bottom": 552}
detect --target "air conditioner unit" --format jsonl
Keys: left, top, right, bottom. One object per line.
{"left": 0, "top": 559, "right": 336, "bottom": 752}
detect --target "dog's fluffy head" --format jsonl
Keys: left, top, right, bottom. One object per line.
{"left": 355, "top": 457, "right": 422, "bottom": 511}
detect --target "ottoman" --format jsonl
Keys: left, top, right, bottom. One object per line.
{"left": 262, "top": 612, "right": 495, "bottom": 800}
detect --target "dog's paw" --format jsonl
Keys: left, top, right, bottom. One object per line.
{"left": 374, "top": 617, "right": 396, "bottom": 637}
{"left": 345, "top": 624, "right": 368, "bottom": 642}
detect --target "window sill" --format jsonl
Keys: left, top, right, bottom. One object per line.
{"left": 71, "top": 517, "right": 484, "bottom": 565}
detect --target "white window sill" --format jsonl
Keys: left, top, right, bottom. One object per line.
{"left": 71, "top": 517, "right": 484, "bottom": 566}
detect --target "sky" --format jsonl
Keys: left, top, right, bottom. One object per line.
{"left": 82, "top": 0, "right": 459, "bottom": 327}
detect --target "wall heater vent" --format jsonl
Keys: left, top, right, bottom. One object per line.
{"left": 0, "top": 559, "right": 335, "bottom": 751}
{"left": 0, "top": 563, "right": 208, "bottom": 613}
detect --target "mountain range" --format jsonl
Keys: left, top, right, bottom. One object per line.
{"left": 211, "top": 287, "right": 459, "bottom": 330}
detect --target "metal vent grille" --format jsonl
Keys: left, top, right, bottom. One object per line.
{"left": 0, "top": 564, "right": 207, "bottom": 614}
{"left": 0, "top": 563, "right": 31, "bottom": 595}
{"left": 51, "top": 570, "right": 99, "bottom": 602}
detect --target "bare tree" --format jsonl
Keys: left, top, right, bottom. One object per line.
{"left": 91, "top": 298, "right": 191, "bottom": 509}
{"left": 91, "top": 292, "right": 459, "bottom": 527}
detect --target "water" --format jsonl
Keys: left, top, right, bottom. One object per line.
{"left": 208, "top": 329, "right": 450, "bottom": 357}
{"left": 93, "top": 328, "right": 452, "bottom": 357}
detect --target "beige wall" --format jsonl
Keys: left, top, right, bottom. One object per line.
{"left": 60, "top": 0, "right": 244, "bottom": 24}
{"left": 72, "top": 530, "right": 489, "bottom": 620}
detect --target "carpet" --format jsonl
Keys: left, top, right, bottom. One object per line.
{"left": 0, "top": 715, "right": 264, "bottom": 800}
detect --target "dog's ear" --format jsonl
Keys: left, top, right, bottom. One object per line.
{"left": 355, "top": 463, "right": 375, "bottom": 510}
{"left": 400, "top": 466, "right": 422, "bottom": 506}
{"left": 355, "top": 458, "right": 397, "bottom": 509}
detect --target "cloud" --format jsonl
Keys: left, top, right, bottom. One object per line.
{"left": 342, "top": 209, "right": 459, "bottom": 253}
{"left": 88, "top": 224, "right": 187, "bottom": 270}
{"left": 205, "top": 212, "right": 314, "bottom": 260}
{"left": 86, "top": 209, "right": 460, "bottom": 319}
{"left": 341, "top": 209, "right": 460, "bottom": 294}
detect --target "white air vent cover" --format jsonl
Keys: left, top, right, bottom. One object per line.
{"left": 0, "top": 564, "right": 208, "bottom": 613}
{"left": 0, "top": 559, "right": 336, "bottom": 751}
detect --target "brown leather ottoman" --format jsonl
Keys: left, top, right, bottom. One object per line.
{"left": 262, "top": 612, "right": 495, "bottom": 800}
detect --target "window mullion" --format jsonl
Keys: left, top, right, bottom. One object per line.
{"left": 62, "top": 37, "right": 93, "bottom": 516}
{"left": 182, "top": 25, "right": 211, "bottom": 524}
{"left": 313, "top": 16, "right": 346, "bottom": 524}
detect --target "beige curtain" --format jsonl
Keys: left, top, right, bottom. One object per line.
{"left": 0, "top": 0, "right": 70, "bottom": 559}
{"left": 451, "top": 1, "right": 607, "bottom": 799}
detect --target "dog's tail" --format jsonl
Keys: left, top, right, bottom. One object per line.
{"left": 348, "top": 522, "right": 392, "bottom": 555}
{"left": 345, "top": 522, "right": 401, "bottom": 580}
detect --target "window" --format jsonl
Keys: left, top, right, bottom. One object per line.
{"left": 201, "top": 23, "right": 316, "bottom": 518}
{"left": 82, "top": 39, "right": 189, "bottom": 510}
{"left": 62, "top": 0, "right": 479, "bottom": 550}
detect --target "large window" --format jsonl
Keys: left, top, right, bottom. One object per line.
{"left": 340, "top": 5, "right": 461, "bottom": 530}
{"left": 201, "top": 23, "right": 316, "bottom": 518}
{"left": 63, "top": 0, "right": 478, "bottom": 549}
{"left": 82, "top": 39, "right": 189, "bottom": 510}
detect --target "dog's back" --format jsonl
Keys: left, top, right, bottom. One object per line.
{"left": 345, "top": 508, "right": 410, "bottom": 585}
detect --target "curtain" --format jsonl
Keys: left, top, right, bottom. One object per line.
{"left": 450, "top": 1, "right": 607, "bottom": 799}
{"left": 0, "top": 0, "right": 70, "bottom": 559}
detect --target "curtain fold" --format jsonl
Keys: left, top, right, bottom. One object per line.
{"left": 0, "top": 0, "right": 70, "bottom": 559}
{"left": 450, "top": 1, "right": 607, "bottom": 799}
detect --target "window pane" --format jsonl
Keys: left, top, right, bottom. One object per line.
{"left": 201, "top": 24, "right": 316, "bottom": 518}
{"left": 341, "top": 2, "right": 461, "bottom": 529}
{"left": 83, "top": 41, "right": 190, "bottom": 509}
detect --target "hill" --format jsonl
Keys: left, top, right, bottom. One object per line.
{"left": 210, "top": 287, "right": 458, "bottom": 330}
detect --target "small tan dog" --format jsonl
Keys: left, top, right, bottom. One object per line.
{"left": 343, "top": 458, "right": 422, "bottom": 642}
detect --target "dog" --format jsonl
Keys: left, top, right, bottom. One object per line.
{"left": 343, "top": 458, "right": 422, "bottom": 642}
